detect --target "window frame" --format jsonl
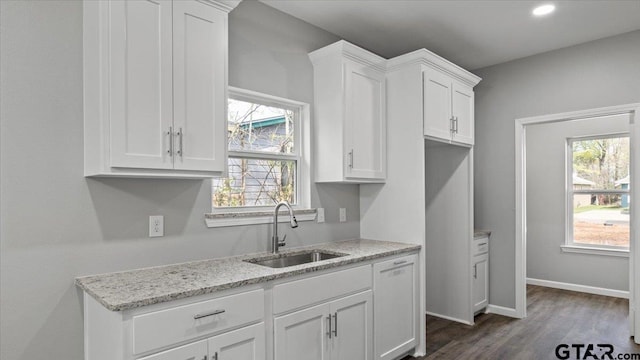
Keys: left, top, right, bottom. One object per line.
{"left": 564, "top": 133, "right": 630, "bottom": 256}
{"left": 206, "top": 87, "right": 313, "bottom": 227}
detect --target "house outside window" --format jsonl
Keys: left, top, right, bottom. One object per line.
{"left": 212, "top": 88, "right": 310, "bottom": 212}
{"left": 566, "top": 135, "right": 630, "bottom": 250}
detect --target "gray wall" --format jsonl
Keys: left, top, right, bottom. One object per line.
{"left": 0, "top": 1, "right": 352, "bottom": 359}
{"left": 474, "top": 30, "right": 640, "bottom": 308}
{"left": 526, "top": 115, "right": 630, "bottom": 291}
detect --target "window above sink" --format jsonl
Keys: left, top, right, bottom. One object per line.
{"left": 206, "top": 87, "right": 314, "bottom": 228}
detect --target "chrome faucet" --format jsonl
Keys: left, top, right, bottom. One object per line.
{"left": 272, "top": 201, "right": 298, "bottom": 254}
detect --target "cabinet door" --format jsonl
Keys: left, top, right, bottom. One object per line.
{"left": 330, "top": 291, "right": 372, "bottom": 360}
{"left": 173, "top": 0, "right": 227, "bottom": 172}
{"left": 274, "top": 303, "right": 330, "bottom": 360}
{"left": 472, "top": 253, "right": 489, "bottom": 313}
{"left": 109, "top": 0, "right": 174, "bottom": 169}
{"left": 139, "top": 339, "right": 207, "bottom": 360}
{"left": 344, "top": 61, "right": 386, "bottom": 180}
{"left": 451, "top": 82, "right": 474, "bottom": 145}
{"left": 423, "top": 69, "right": 453, "bottom": 142}
{"left": 209, "top": 323, "right": 265, "bottom": 360}
{"left": 373, "top": 255, "right": 418, "bottom": 360}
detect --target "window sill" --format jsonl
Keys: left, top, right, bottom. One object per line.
{"left": 205, "top": 208, "right": 317, "bottom": 228}
{"left": 560, "top": 245, "right": 629, "bottom": 258}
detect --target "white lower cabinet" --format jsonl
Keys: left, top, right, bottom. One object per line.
{"left": 273, "top": 265, "right": 373, "bottom": 360}
{"left": 274, "top": 291, "right": 372, "bottom": 360}
{"left": 331, "top": 291, "right": 372, "bottom": 360}
{"left": 472, "top": 253, "right": 489, "bottom": 314}
{"left": 373, "top": 254, "right": 419, "bottom": 360}
{"left": 209, "top": 323, "right": 265, "bottom": 360}
{"left": 82, "top": 253, "right": 419, "bottom": 360}
{"left": 471, "top": 235, "right": 489, "bottom": 314}
{"left": 139, "top": 323, "right": 264, "bottom": 360}
{"left": 139, "top": 340, "right": 207, "bottom": 360}
{"left": 274, "top": 303, "right": 330, "bottom": 360}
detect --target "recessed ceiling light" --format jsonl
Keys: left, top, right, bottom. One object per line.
{"left": 532, "top": 4, "right": 556, "bottom": 16}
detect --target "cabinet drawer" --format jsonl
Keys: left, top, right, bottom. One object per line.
{"left": 273, "top": 265, "right": 372, "bottom": 314}
{"left": 374, "top": 253, "right": 417, "bottom": 272}
{"left": 132, "top": 289, "right": 264, "bottom": 355}
{"left": 472, "top": 237, "right": 489, "bottom": 256}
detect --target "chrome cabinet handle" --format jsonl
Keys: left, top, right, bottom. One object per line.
{"left": 393, "top": 260, "right": 407, "bottom": 266}
{"left": 450, "top": 117, "right": 455, "bottom": 133}
{"left": 167, "top": 127, "right": 173, "bottom": 156}
{"left": 213, "top": 352, "right": 218, "bottom": 360}
{"left": 176, "top": 127, "right": 183, "bottom": 157}
{"left": 332, "top": 312, "right": 338, "bottom": 337}
{"left": 454, "top": 116, "right": 459, "bottom": 133}
{"left": 348, "top": 149, "right": 354, "bottom": 168}
{"left": 194, "top": 309, "right": 225, "bottom": 320}
{"left": 327, "top": 314, "right": 332, "bottom": 339}
{"left": 474, "top": 264, "right": 477, "bottom": 279}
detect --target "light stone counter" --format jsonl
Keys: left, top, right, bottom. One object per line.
{"left": 474, "top": 230, "right": 491, "bottom": 240}
{"left": 75, "top": 239, "right": 420, "bottom": 312}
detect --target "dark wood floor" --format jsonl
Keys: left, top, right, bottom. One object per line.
{"left": 405, "top": 285, "right": 640, "bottom": 360}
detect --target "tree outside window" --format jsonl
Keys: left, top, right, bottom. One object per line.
{"left": 569, "top": 135, "right": 630, "bottom": 248}
{"left": 213, "top": 95, "right": 299, "bottom": 208}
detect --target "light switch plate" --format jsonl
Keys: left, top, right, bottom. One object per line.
{"left": 317, "top": 208, "right": 325, "bottom": 223}
{"left": 149, "top": 215, "right": 164, "bottom": 237}
{"left": 339, "top": 208, "right": 346, "bottom": 222}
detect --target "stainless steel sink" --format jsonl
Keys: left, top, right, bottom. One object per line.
{"left": 245, "top": 250, "right": 346, "bottom": 268}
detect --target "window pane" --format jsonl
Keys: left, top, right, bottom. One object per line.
{"left": 213, "top": 158, "right": 296, "bottom": 207}
{"left": 572, "top": 136, "right": 629, "bottom": 190}
{"left": 573, "top": 194, "right": 630, "bottom": 247}
{"left": 228, "top": 98, "right": 295, "bottom": 154}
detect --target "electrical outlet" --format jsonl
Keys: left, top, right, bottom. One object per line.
{"left": 339, "top": 208, "right": 346, "bottom": 223}
{"left": 149, "top": 215, "right": 164, "bottom": 237}
{"left": 317, "top": 208, "right": 325, "bottom": 223}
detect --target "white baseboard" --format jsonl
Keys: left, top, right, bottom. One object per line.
{"left": 485, "top": 304, "right": 520, "bottom": 318}
{"left": 425, "top": 311, "right": 473, "bottom": 325}
{"left": 527, "top": 278, "right": 629, "bottom": 299}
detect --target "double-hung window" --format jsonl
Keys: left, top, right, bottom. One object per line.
{"left": 210, "top": 87, "right": 310, "bottom": 222}
{"left": 566, "top": 134, "right": 630, "bottom": 253}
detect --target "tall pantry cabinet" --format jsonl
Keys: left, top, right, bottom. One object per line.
{"left": 360, "top": 49, "right": 481, "bottom": 328}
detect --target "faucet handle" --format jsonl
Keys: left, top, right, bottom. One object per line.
{"left": 279, "top": 235, "right": 287, "bottom": 247}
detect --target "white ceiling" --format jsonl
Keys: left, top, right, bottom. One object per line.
{"left": 259, "top": 0, "right": 640, "bottom": 70}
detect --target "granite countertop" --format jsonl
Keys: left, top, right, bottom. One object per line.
{"left": 474, "top": 230, "right": 491, "bottom": 239}
{"left": 75, "top": 239, "right": 420, "bottom": 312}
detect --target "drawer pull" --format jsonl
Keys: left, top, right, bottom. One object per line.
{"left": 477, "top": 242, "right": 487, "bottom": 246}
{"left": 193, "top": 309, "right": 225, "bottom": 320}
{"left": 393, "top": 260, "right": 407, "bottom": 266}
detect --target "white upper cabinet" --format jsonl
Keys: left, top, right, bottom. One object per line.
{"left": 172, "top": 0, "right": 227, "bottom": 172}
{"left": 423, "top": 67, "right": 475, "bottom": 146}
{"left": 83, "top": 0, "right": 236, "bottom": 178}
{"left": 108, "top": 0, "right": 174, "bottom": 170}
{"left": 422, "top": 68, "right": 452, "bottom": 142}
{"left": 310, "top": 40, "right": 386, "bottom": 183}
{"left": 451, "top": 82, "right": 474, "bottom": 144}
